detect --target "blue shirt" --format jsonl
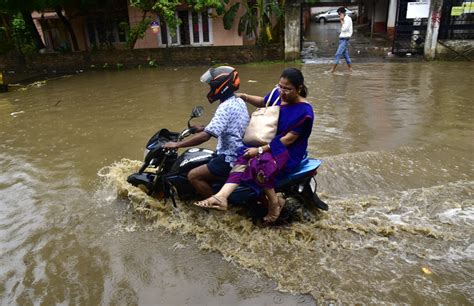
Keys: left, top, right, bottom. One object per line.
{"left": 205, "top": 95, "right": 249, "bottom": 165}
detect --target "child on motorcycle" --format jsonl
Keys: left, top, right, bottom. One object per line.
{"left": 163, "top": 66, "right": 249, "bottom": 199}
{"left": 194, "top": 68, "right": 314, "bottom": 224}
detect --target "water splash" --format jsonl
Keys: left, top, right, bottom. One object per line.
{"left": 98, "top": 159, "right": 474, "bottom": 303}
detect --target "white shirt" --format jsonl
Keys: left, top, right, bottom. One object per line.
{"left": 340, "top": 15, "right": 353, "bottom": 38}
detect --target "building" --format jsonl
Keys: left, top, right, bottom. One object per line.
{"left": 32, "top": 0, "right": 254, "bottom": 52}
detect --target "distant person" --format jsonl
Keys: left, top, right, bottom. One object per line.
{"left": 330, "top": 7, "right": 353, "bottom": 73}
{"left": 163, "top": 66, "right": 249, "bottom": 198}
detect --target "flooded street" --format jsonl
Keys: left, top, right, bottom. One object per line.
{"left": 302, "top": 20, "right": 392, "bottom": 63}
{"left": 0, "top": 62, "right": 473, "bottom": 304}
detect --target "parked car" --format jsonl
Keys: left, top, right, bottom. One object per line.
{"left": 314, "top": 8, "right": 356, "bottom": 23}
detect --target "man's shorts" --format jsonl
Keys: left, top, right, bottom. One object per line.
{"left": 207, "top": 154, "right": 232, "bottom": 179}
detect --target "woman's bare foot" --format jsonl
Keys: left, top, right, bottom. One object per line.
{"left": 263, "top": 197, "right": 285, "bottom": 223}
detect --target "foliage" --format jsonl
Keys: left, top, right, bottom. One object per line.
{"left": 222, "top": 2, "right": 240, "bottom": 30}
{"left": 127, "top": 0, "right": 286, "bottom": 46}
{"left": 11, "top": 14, "right": 37, "bottom": 54}
{"left": 128, "top": 0, "right": 242, "bottom": 37}
{"left": 0, "top": 0, "right": 287, "bottom": 53}
{"left": 238, "top": 0, "right": 284, "bottom": 45}
{"left": 119, "top": 17, "right": 152, "bottom": 49}
{"left": 238, "top": 1, "right": 257, "bottom": 38}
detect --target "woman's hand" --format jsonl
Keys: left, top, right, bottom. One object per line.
{"left": 236, "top": 93, "right": 247, "bottom": 101}
{"left": 244, "top": 147, "right": 259, "bottom": 158}
{"left": 236, "top": 93, "right": 265, "bottom": 108}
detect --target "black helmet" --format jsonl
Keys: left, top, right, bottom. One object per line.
{"left": 200, "top": 66, "right": 240, "bottom": 103}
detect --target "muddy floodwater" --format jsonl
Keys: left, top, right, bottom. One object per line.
{"left": 0, "top": 62, "right": 473, "bottom": 304}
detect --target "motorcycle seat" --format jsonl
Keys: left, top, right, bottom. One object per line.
{"left": 276, "top": 158, "right": 322, "bottom": 186}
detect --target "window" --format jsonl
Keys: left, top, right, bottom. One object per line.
{"left": 158, "top": 9, "right": 212, "bottom": 46}
{"left": 190, "top": 10, "right": 211, "bottom": 44}
{"left": 86, "top": 20, "right": 127, "bottom": 48}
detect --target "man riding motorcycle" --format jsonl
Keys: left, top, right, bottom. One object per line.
{"left": 163, "top": 66, "right": 249, "bottom": 198}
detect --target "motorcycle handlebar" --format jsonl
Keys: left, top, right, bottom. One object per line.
{"left": 178, "top": 127, "right": 196, "bottom": 141}
{"left": 162, "top": 127, "right": 197, "bottom": 154}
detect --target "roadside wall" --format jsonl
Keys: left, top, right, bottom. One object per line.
{"left": 435, "top": 40, "right": 474, "bottom": 61}
{"left": 0, "top": 45, "right": 283, "bottom": 82}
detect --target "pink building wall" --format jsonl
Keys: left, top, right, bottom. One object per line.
{"left": 128, "top": 2, "right": 245, "bottom": 49}
{"left": 33, "top": 1, "right": 250, "bottom": 51}
{"left": 70, "top": 17, "right": 88, "bottom": 51}
{"left": 32, "top": 11, "right": 89, "bottom": 52}
{"left": 212, "top": 6, "right": 244, "bottom": 46}
{"left": 128, "top": 6, "right": 160, "bottom": 49}
{"left": 31, "top": 11, "right": 50, "bottom": 48}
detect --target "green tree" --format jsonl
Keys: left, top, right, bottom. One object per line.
{"left": 0, "top": 0, "right": 97, "bottom": 52}
{"left": 126, "top": 0, "right": 230, "bottom": 49}
{"left": 0, "top": 0, "right": 49, "bottom": 50}
{"left": 238, "top": 0, "right": 284, "bottom": 45}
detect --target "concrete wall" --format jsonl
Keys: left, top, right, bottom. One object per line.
{"left": 435, "top": 40, "right": 474, "bottom": 60}
{"left": 285, "top": 1, "right": 302, "bottom": 61}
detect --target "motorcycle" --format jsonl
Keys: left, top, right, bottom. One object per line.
{"left": 127, "top": 106, "right": 328, "bottom": 222}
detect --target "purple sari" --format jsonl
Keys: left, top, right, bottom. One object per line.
{"left": 227, "top": 100, "right": 314, "bottom": 189}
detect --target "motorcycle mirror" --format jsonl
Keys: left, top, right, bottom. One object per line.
{"left": 190, "top": 106, "right": 204, "bottom": 118}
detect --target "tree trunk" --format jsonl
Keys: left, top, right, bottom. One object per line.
{"left": 1, "top": 14, "right": 12, "bottom": 39}
{"left": 55, "top": 6, "right": 79, "bottom": 51}
{"left": 21, "top": 10, "right": 45, "bottom": 50}
{"left": 129, "top": 10, "right": 148, "bottom": 49}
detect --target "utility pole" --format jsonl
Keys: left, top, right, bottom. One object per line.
{"left": 424, "top": 0, "right": 444, "bottom": 60}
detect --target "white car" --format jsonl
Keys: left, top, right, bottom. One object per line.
{"left": 314, "top": 8, "right": 356, "bottom": 23}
